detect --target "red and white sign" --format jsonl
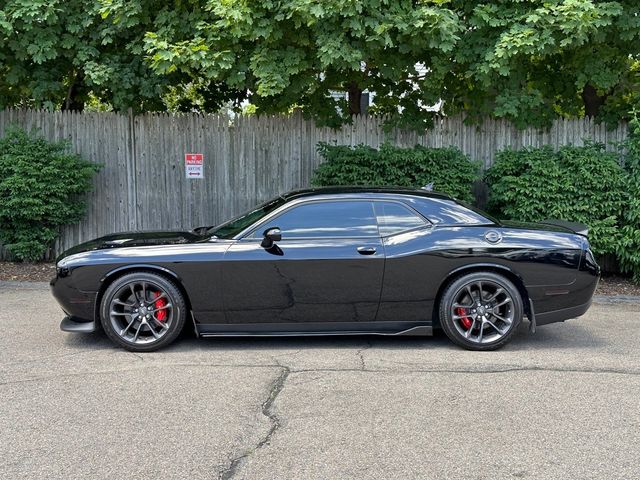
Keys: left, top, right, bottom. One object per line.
{"left": 185, "top": 153, "right": 204, "bottom": 179}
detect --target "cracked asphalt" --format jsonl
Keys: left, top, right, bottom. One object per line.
{"left": 1, "top": 282, "right": 639, "bottom": 480}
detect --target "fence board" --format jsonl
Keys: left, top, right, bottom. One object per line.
{"left": 0, "top": 109, "right": 629, "bottom": 259}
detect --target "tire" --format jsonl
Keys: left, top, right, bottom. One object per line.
{"left": 438, "top": 271, "right": 523, "bottom": 351}
{"left": 100, "top": 271, "right": 187, "bottom": 352}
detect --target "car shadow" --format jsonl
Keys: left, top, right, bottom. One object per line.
{"left": 62, "top": 320, "right": 606, "bottom": 353}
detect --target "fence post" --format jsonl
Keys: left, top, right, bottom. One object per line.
{"left": 127, "top": 108, "right": 138, "bottom": 230}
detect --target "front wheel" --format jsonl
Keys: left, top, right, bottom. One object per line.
{"left": 439, "top": 272, "right": 523, "bottom": 351}
{"left": 100, "top": 272, "right": 187, "bottom": 352}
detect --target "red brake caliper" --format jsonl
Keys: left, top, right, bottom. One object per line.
{"left": 154, "top": 291, "right": 167, "bottom": 321}
{"left": 456, "top": 307, "right": 473, "bottom": 330}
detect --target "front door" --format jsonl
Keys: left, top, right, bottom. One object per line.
{"left": 222, "top": 200, "right": 384, "bottom": 325}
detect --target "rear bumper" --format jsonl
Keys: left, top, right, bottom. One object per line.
{"left": 535, "top": 298, "right": 593, "bottom": 326}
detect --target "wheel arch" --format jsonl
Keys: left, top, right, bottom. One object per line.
{"left": 94, "top": 264, "right": 194, "bottom": 326}
{"left": 432, "top": 263, "right": 531, "bottom": 327}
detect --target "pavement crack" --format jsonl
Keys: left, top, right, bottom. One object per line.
{"left": 219, "top": 366, "right": 290, "bottom": 480}
{"left": 356, "top": 340, "right": 373, "bottom": 370}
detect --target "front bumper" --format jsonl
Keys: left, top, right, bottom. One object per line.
{"left": 50, "top": 275, "right": 97, "bottom": 322}
{"left": 60, "top": 316, "right": 96, "bottom": 333}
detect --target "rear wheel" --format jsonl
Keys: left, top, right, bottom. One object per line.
{"left": 100, "top": 272, "right": 186, "bottom": 352}
{"left": 439, "top": 272, "right": 523, "bottom": 351}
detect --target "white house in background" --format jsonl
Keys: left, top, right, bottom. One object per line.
{"left": 329, "top": 63, "right": 443, "bottom": 114}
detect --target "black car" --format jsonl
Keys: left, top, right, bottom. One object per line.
{"left": 51, "top": 187, "right": 600, "bottom": 352}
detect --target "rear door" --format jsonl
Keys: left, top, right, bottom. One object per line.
{"left": 222, "top": 200, "right": 385, "bottom": 325}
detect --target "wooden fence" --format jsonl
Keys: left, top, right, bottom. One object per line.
{"left": 0, "top": 109, "right": 629, "bottom": 259}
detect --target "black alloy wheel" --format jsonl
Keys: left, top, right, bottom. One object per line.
{"left": 439, "top": 271, "right": 523, "bottom": 351}
{"left": 100, "top": 272, "right": 187, "bottom": 352}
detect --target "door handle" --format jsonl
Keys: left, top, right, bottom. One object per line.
{"left": 357, "top": 246, "right": 377, "bottom": 255}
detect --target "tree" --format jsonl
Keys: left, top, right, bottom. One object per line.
{"left": 443, "top": 0, "right": 640, "bottom": 127}
{"left": 140, "top": 0, "right": 461, "bottom": 128}
{"left": 0, "top": 0, "right": 161, "bottom": 111}
{"left": 140, "top": 0, "right": 639, "bottom": 128}
{"left": 1, "top": 1, "right": 639, "bottom": 128}
{"left": 0, "top": 0, "right": 243, "bottom": 112}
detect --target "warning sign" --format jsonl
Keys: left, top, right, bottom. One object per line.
{"left": 185, "top": 153, "right": 204, "bottom": 179}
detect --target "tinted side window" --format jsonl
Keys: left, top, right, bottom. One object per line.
{"left": 374, "top": 202, "right": 427, "bottom": 236}
{"left": 258, "top": 201, "right": 378, "bottom": 238}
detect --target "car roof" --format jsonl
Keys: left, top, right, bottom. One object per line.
{"left": 281, "top": 186, "right": 453, "bottom": 201}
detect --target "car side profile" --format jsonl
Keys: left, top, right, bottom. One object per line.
{"left": 51, "top": 187, "right": 600, "bottom": 352}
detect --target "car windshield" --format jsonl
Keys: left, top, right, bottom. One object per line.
{"left": 207, "top": 196, "right": 286, "bottom": 239}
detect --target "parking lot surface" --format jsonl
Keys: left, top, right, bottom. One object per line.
{"left": 1, "top": 282, "right": 639, "bottom": 479}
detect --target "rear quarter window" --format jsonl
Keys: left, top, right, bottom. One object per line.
{"left": 374, "top": 202, "right": 427, "bottom": 236}
{"left": 406, "top": 197, "right": 495, "bottom": 225}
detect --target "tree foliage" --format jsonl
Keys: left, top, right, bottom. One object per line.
{"left": 445, "top": 0, "right": 640, "bottom": 128}
{"left": 0, "top": 0, "right": 243, "bottom": 112}
{"left": 0, "top": 127, "right": 100, "bottom": 261}
{"left": 0, "top": 1, "right": 638, "bottom": 128}
{"left": 139, "top": 0, "right": 640, "bottom": 128}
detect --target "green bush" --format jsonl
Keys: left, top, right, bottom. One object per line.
{"left": 312, "top": 142, "right": 480, "bottom": 203}
{"left": 617, "top": 111, "right": 640, "bottom": 281}
{"left": 485, "top": 143, "right": 626, "bottom": 256}
{"left": 484, "top": 142, "right": 629, "bottom": 258}
{"left": 0, "top": 127, "right": 100, "bottom": 261}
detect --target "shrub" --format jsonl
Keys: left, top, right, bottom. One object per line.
{"left": 617, "top": 111, "right": 640, "bottom": 281}
{"left": 485, "top": 143, "right": 626, "bottom": 256}
{"left": 312, "top": 142, "right": 480, "bottom": 203}
{"left": 0, "top": 127, "right": 100, "bottom": 261}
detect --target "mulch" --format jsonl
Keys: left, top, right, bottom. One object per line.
{"left": 1, "top": 261, "right": 639, "bottom": 297}
{"left": 0, "top": 262, "right": 56, "bottom": 283}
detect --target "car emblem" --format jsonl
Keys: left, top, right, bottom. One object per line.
{"left": 484, "top": 230, "right": 502, "bottom": 244}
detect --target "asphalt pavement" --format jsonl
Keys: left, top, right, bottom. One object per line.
{"left": 1, "top": 281, "right": 638, "bottom": 479}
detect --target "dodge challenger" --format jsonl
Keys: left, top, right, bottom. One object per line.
{"left": 51, "top": 187, "right": 600, "bottom": 352}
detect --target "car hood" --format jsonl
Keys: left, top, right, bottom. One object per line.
{"left": 58, "top": 231, "right": 203, "bottom": 261}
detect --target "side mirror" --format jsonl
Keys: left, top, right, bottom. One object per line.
{"left": 261, "top": 227, "right": 282, "bottom": 248}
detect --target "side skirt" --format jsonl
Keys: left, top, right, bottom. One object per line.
{"left": 196, "top": 321, "right": 433, "bottom": 338}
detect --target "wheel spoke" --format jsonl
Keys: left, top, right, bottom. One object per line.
{"left": 113, "top": 299, "right": 135, "bottom": 308}
{"left": 493, "top": 297, "right": 512, "bottom": 308}
{"left": 130, "top": 284, "right": 138, "bottom": 303}
{"left": 475, "top": 282, "right": 484, "bottom": 301}
{"left": 110, "top": 311, "right": 132, "bottom": 317}
{"left": 147, "top": 322, "right": 160, "bottom": 339}
{"left": 464, "top": 285, "right": 474, "bottom": 303}
{"left": 133, "top": 322, "right": 143, "bottom": 342}
{"left": 464, "top": 318, "right": 477, "bottom": 338}
{"left": 151, "top": 303, "right": 172, "bottom": 314}
{"left": 142, "top": 282, "right": 147, "bottom": 303}
{"left": 120, "top": 317, "right": 137, "bottom": 336}
{"left": 453, "top": 302, "right": 473, "bottom": 309}
{"left": 492, "top": 312, "right": 512, "bottom": 325}
{"left": 150, "top": 292, "right": 168, "bottom": 304}
{"left": 477, "top": 321, "right": 484, "bottom": 342}
{"left": 151, "top": 316, "right": 169, "bottom": 330}
{"left": 485, "top": 288, "right": 504, "bottom": 302}
{"left": 485, "top": 319, "right": 506, "bottom": 335}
